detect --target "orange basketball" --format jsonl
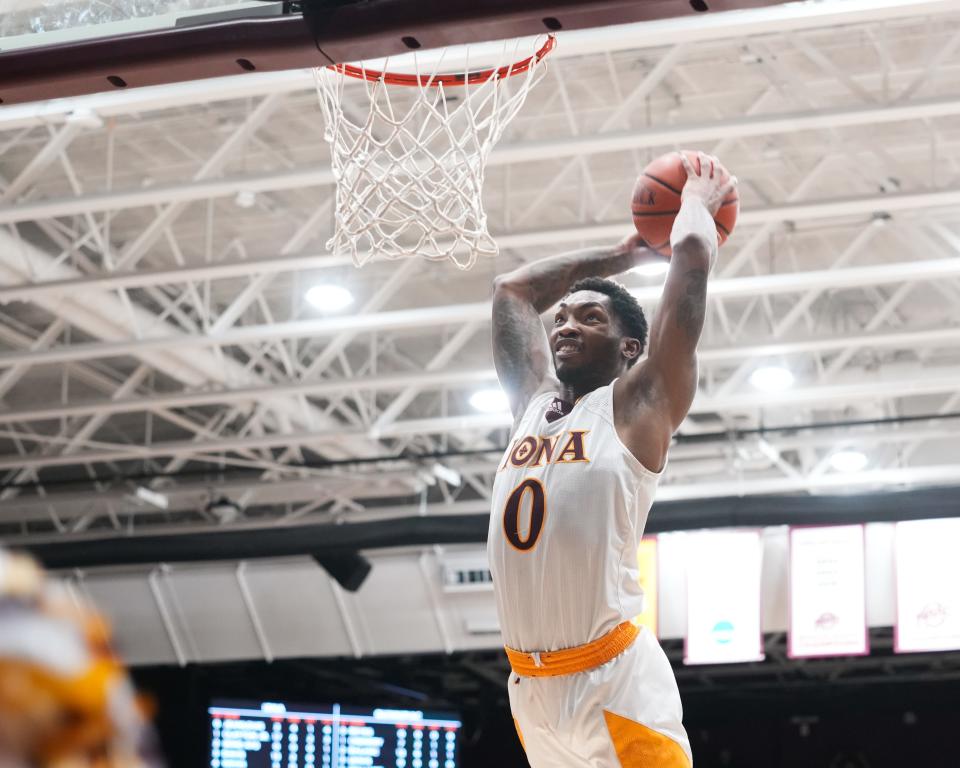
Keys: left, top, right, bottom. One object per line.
{"left": 631, "top": 150, "right": 739, "bottom": 256}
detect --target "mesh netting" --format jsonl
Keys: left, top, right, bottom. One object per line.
{"left": 314, "top": 38, "right": 553, "bottom": 270}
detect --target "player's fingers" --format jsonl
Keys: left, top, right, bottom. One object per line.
{"left": 720, "top": 177, "right": 738, "bottom": 198}
{"left": 710, "top": 155, "right": 723, "bottom": 180}
{"left": 678, "top": 151, "right": 695, "bottom": 176}
{"left": 697, "top": 151, "right": 711, "bottom": 179}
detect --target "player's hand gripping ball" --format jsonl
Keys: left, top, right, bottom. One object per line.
{"left": 631, "top": 150, "right": 739, "bottom": 256}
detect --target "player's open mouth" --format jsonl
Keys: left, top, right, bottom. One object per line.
{"left": 555, "top": 342, "right": 581, "bottom": 357}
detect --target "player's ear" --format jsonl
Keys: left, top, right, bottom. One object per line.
{"left": 621, "top": 337, "right": 641, "bottom": 362}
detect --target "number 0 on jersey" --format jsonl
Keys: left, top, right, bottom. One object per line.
{"left": 502, "top": 478, "right": 547, "bottom": 552}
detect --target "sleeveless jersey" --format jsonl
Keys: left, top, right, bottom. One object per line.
{"left": 487, "top": 382, "right": 663, "bottom": 653}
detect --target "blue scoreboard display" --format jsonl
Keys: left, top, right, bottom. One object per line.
{"left": 208, "top": 700, "right": 462, "bottom": 768}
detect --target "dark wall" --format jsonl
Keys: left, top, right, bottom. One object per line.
{"left": 682, "top": 686, "right": 957, "bottom": 768}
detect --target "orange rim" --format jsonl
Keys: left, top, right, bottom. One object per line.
{"left": 329, "top": 35, "right": 556, "bottom": 86}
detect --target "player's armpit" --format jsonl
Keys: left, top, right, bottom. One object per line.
{"left": 491, "top": 278, "right": 555, "bottom": 420}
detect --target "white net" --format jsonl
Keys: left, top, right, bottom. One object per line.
{"left": 314, "top": 38, "right": 553, "bottom": 270}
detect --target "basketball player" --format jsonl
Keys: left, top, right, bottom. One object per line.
{"left": 487, "top": 152, "right": 736, "bottom": 768}
{"left": 0, "top": 548, "right": 161, "bottom": 768}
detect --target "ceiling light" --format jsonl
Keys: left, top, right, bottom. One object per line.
{"left": 829, "top": 449, "right": 868, "bottom": 474}
{"left": 431, "top": 462, "right": 462, "bottom": 487}
{"left": 234, "top": 190, "right": 256, "bottom": 209}
{"left": 631, "top": 261, "right": 670, "bottom": 277}
{"left": 469, "top": 388, "right": 509, "bottom": 413}
{"left": 134, "top": 486, "right": 168, "bottom": 510}
{"left": 749, "top": 365, "right": 794, "bottom": 392}
{"left": 306, "top": 284, "right": 354, "bottom": 312}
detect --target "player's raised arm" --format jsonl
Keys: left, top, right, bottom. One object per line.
{"left": 492, "top": 244, "right": 658, "bottom": 420}
{"left": 624, "top": 152, "right": 737, "bottom": 442}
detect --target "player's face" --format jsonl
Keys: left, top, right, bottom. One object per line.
{"left": 550, "top": 291, "right": 625, "bottom": 385}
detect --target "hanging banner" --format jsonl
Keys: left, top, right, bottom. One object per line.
{"left": 788, "top": 525, "right": 868, "bottom": 658}
{"left": 631, "top": 536, "right": 658, "bottom": 636}
{"left": 895, "top": 518, "right": 960, "bottom": 653}
{"left": 684, "top": 530, "right": 764, "bottom": 665}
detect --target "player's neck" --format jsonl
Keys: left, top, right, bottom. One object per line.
{"left": 556, "top": 364, "right": 624, "bottom": 403}
{"left": 556, "top": 383, "right": 581, "bottom": 404}
{"left": 556, "top": 379, "right": 605, "bottom": 404}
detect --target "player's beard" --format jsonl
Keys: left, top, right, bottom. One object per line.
{"left": 555, "top": 357, "right": 609, "bottom": 393}
{"left": 554, "top": 338, "right": 626, "bottom": 393}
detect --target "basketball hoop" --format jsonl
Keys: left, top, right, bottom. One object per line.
{"left": 314, "top": 36, "right": 556, "bottom": 270}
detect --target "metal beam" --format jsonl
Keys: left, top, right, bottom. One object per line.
{"left": 0, "top": 123, "right": 81, "bottom": 204}
{"left": 1, "top": 319, "right": 959, "bottom": 426}
{"left": 739, "top": 186, "right": 960, "bottom": 225}
{"left": 698, "top": 367, "right": 960, "bottom": 412}
{"left": 0, "top": 226, "right": 380, "bottom": 457}
{"left": 8, "top": 93, "right": 960, "bottom": 226}
{"left": 655, "top": 463, "right": 960, "bottom": 502}
{"left": 1, "top": 417, "right": 958, "bottom": 527}
{"left": 1, "top": 364, "right": 958, "bottom": 471}
{"left": 0, "top": 251, "right": 349, "bottom": 304}
{"left": 370, "top": 322, "right": 482, "bottom": 434}
{"left": 0, "top": 255, "right": 957, "bottom": 368}
{"left": 9, "top": 459, "right": 960, "bottom": 546}
{"left": 112, "top": 92, "right": 283, "bottom": 272}
{"left": 712, "top": 223, "right": 884, "bottom": 397}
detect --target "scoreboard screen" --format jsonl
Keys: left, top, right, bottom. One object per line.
{"left": 208, "top": 700, "right": 462, "bottom": 768}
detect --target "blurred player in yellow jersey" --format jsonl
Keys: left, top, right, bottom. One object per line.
{"left": 0, "top": 549, "right": 161, "bottom": 768}
{"left": 487, "top": 153, "right": 735, "bottom": 767}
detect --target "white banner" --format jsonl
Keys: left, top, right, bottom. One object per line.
{"left": 788, "top": 525, "right": 868, "bottom": 658}
{"left": 895, "top": 518, "right": 960, "bottom": 653}
{"left": 684, "top": 530, "right": 764, "bottom": 665}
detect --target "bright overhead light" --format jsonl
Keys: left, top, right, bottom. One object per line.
{"left": 749, "top": 365, "right": 794, "bottom": 392}
{"left": 134, "top": 486, "right": 168, "bottom": 510}
{"left": 431, "top": 462, "right": 462, "bottom": 487}
{"left": 234, "top": 190, "right": 257, "bottom": 209}
{"left": 306, "top": 284, "right": 354, "bottom": 312}
{"left": 829, "top": 449, "right": 868, "bottom": 474}
{"left": 469, "top": 388, "right": 510, "bottom": 413}
{"left": 631, "top": 261, "right": 670, "bottom": 277}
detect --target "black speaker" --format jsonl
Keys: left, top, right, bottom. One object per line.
{"left": 312, "top": 551, "right": 372, "bottom": 591}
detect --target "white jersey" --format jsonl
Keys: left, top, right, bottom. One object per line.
{"left": 487, "top": 381, "right": 663, "bottom": 653}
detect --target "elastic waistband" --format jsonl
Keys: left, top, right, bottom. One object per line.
{"left": 505, "top": 621, "right": 639, "bottom": 678}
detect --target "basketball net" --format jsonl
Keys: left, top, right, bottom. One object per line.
{"left": 314, "top": 37, "right": 555, "bottom": 270}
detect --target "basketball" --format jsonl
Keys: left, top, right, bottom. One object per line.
{"left": 631, "top": 150, "right": 739, "bottom": 256}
